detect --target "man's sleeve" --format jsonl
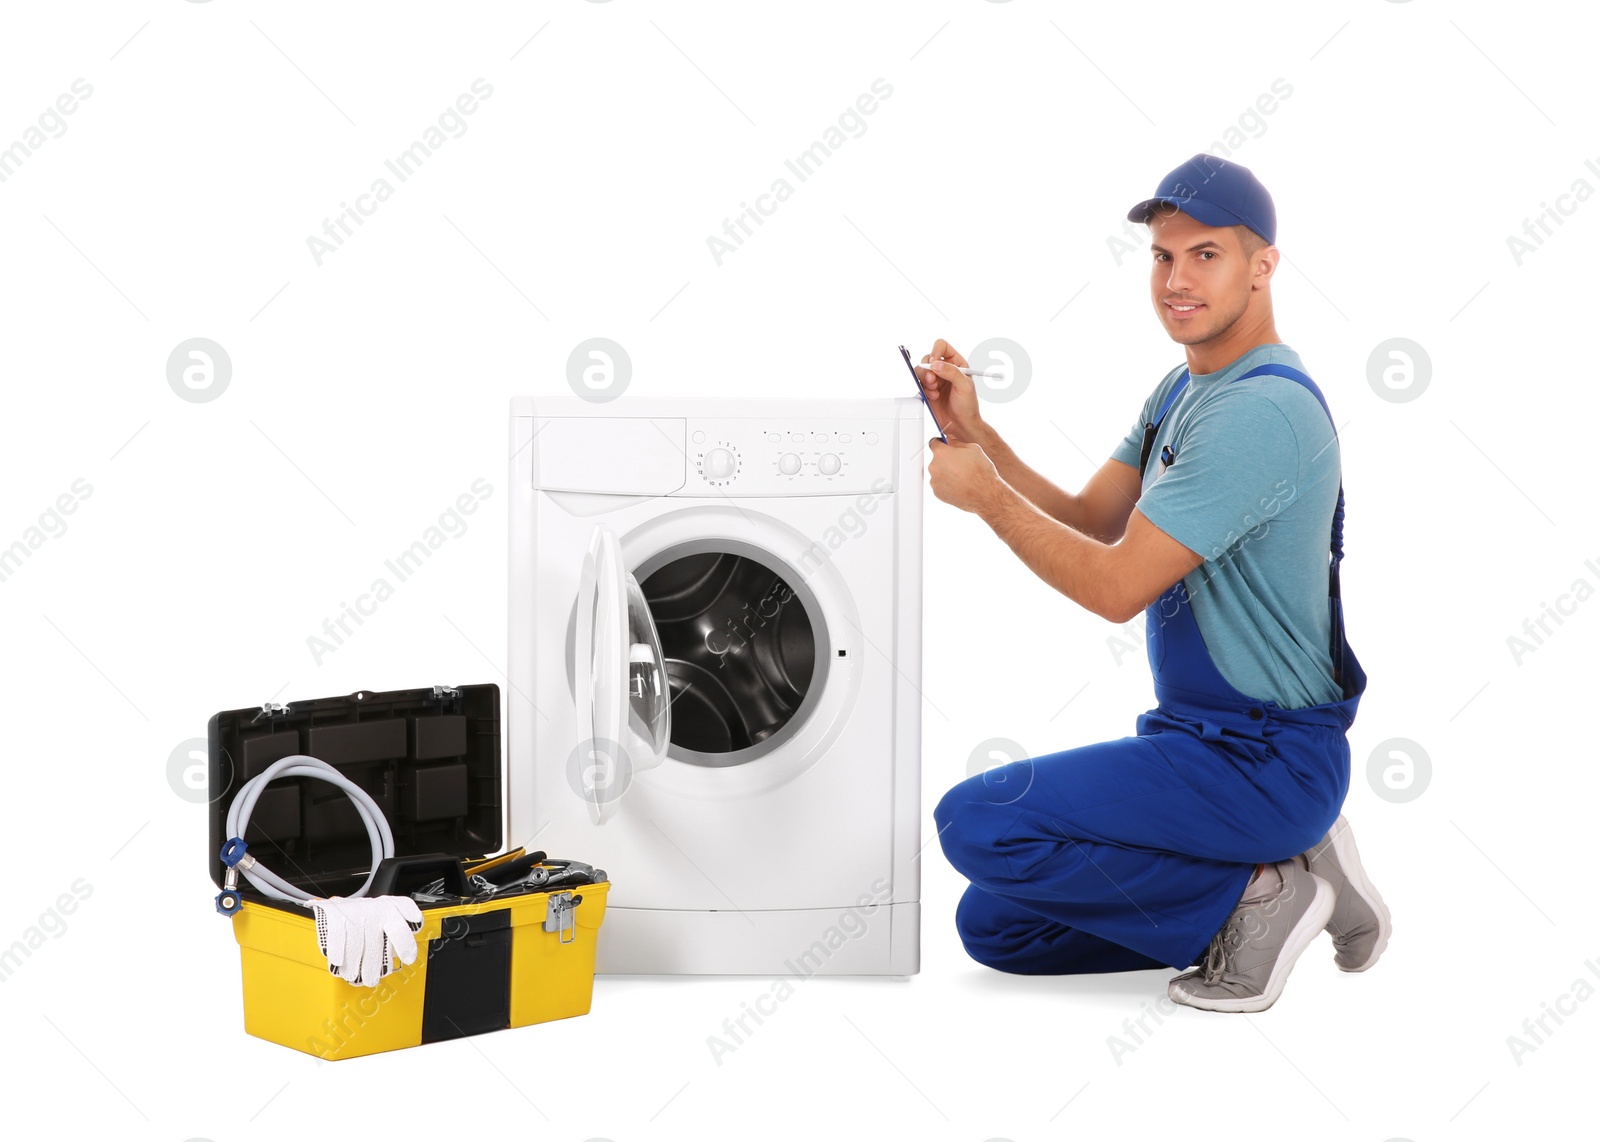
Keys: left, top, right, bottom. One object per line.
{"left": 1110, "top": 413, "right": 1147, "bottom": 469}
{"left": 1134, "top": 388, "right": 1303, "bottom": 562}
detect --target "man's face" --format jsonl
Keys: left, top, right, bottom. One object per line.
{"left": 1147, "top": 208, "right": 1264, "bottom": 346}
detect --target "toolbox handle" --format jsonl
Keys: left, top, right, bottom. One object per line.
{"left": 368, "top": 853, "right": 471, "bottom": 899}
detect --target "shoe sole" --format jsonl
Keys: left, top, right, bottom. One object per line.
{"left": 1169, "top": 873, "right": 1337, "bottom": 1014}
{"left": 1326, "top": 816, "right": 1392, "bottom": 973}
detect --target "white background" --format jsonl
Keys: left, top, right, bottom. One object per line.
{"left": 1, "top": 2, "right": 1595, "bottom": 1139}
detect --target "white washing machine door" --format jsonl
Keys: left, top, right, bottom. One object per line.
{"left": 574, "top": 524, "right": 671, "bottom": 824}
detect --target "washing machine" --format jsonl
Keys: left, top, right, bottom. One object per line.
{"left": 507, "top": 396, "right": 922, "bottom": 975}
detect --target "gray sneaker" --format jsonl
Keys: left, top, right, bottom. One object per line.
{"left": 1299, "top": 814, "right": 1392, "bottom": 972}
{"left": 1168, "top": 858, "right": 1335, "bottom": 1013}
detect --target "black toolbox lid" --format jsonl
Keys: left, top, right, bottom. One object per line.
{"left": 207, "top": 684, "right": 501, "bottom": 895}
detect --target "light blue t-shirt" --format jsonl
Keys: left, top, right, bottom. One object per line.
{"left": 1110, "top": 343, "right": 1342, "bottom": 709}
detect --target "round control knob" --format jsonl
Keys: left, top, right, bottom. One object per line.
{"left": 818, "top": 453, "right": 842, "bottom": 476}
{"left": 703, "top": 447, "right": 736, "bottom": 480}
{"left": 778, "top": 453, "right": 802, "bottom": 476}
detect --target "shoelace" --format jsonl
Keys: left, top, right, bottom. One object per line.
{"left": 1201, "top": 915, "right": 1244, "bottom": 983}
{"left": 1200, "top": 870, "right": 1301, "bottom": 982}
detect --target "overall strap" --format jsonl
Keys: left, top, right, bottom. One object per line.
{"left": 1231, "top": 362, "right": 1348, "bottom": 688}
{"left": 1153, "top": 368, "right": 1194, "bottom": 428}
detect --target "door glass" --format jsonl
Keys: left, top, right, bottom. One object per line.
{"left": 638, "top": 548, "right": 823, "bottom": 768}
{"left": 575, "top": 525, "right": 670, "bottom": 824}
{"left": 624, "top": 575, "right": 670, "bottom": 761}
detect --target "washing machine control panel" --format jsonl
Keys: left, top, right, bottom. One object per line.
{"left": 681, "top": 419, "right": 897, "bottom": 495}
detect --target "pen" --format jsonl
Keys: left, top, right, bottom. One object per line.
{"left": 917, "top": 360, "right": 1007, "bottom": 379}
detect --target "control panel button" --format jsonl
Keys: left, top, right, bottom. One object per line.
{"left": 703, "top": 447, "right": 736, "bottom": 480}
{"left": 692, "top": 430, "right": 706, "bottom": 444}
{"left": 778, "top": 452, "right": 802, "bottom": 476}
{"left": 818, "top": 453, "right": 842, "bottom": 476}
{"left": 838, "top": 432, "right": 853, "bottom": 443}
{"left": 767, "top": 432, "right": 781, "bottom": 444}
{"left": 788, "top": 432, "right": 805, "bottom": 444}
{"left": 863, "top": 431, "right": 879, "bottom": 445}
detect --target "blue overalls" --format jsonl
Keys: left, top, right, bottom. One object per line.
{"left": 934, "top": 362, "right": 1369, "bottom": 972}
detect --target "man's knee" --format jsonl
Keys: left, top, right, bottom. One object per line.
{"left": 933, "top": 772, "right": 1022, "bottom": 886}
{"left": 1284, "top": 802, "right": 1343, "bottom": 861}
{"left": 953, "top": 885, "right": 1027, "bottom": 972}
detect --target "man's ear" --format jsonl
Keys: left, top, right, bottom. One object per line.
{"left": 1253, "top": 245, "right": 1280, "bottom": 287}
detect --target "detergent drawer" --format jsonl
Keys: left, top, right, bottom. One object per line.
{"left": 534, "top": 416, "right": 688, "bottom": 495}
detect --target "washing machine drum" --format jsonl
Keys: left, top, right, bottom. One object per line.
{"left": 575, "top": 526, "right": 671, "bottom": 824}
{"left": 638, "top": 551, "right": 818, "bottom": 765}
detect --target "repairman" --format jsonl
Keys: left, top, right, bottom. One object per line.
{"left": 922, "top": 155, "right": 1390, "bottom": 1011}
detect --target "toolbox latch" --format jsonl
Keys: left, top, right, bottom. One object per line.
{"left": 543, "top": 891, "right": 583, "bottom": 944}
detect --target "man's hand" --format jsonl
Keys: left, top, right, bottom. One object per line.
{"left": 917, "top": 339, "right": 989, "bottom": 445}
{"left": 928, "top": 435, "right": 1005, "bottom": 516}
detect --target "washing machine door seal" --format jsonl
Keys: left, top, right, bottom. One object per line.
{"left": 574, "top": 524, "right": 671, "bottom": 824}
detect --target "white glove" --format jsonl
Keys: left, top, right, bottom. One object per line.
{"left": 305, "top": 896, "right": 424, "bottom": 987}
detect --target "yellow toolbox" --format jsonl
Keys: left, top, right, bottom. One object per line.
{"left": 208, "top": 683, "right": 607, "bottom": 1060}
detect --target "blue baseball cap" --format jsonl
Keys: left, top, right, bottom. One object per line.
{"left": 1127, "top": 154, "right": 1276, "bottom": 246}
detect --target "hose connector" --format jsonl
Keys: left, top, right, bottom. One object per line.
{"left": 216, "top": 868, "right": 244, "bottom": 916}
{"left": 220, "top": 837, "right": 250, "bottom": 869}
{"left": 216, "top": 839, "right": 253, "bottom": 915}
